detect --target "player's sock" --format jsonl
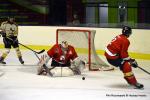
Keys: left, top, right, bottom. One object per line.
{"left": 122, "top": 62, "right": 143, "bottom": 89}
{"left": 124, "top": 77, "right": 144, "bottom": 89}
{"left": 15, "top": 48, "right": 24, "bottom": 64}
{"left": 124, "top": 75, "right": 137, "bottom": 85}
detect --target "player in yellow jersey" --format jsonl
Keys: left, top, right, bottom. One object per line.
{"left": 0, "top": 17, "right": 24, "bottom": 64}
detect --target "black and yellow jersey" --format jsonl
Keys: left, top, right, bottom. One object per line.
{"left": 1, "top": 21, "right": 18, "bottom": 37}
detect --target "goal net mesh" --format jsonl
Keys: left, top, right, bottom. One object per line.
{"left": 56, "top": 29, "right": 112, "bottom": 71}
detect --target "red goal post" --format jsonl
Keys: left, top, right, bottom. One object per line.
{"left": 56, "top": 29, "right": 113, "bottom": 71}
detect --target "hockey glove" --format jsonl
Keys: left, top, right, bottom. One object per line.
{"left": 0, "top": 31, "right": 6, "bottom": 37}
{"left": 130, "top": 59, "right": 138, "bottom": 68}
{"left": 13, "top": 38, "right": 18, "bottom": 44}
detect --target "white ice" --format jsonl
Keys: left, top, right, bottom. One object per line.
{"left": 0, "top": 49, "right": 150, "bottom": 100}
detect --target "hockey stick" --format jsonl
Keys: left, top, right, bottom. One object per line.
{"left": 3, "top": 37, "right": 45, "bottom": 54}
{"left": 138, "top": 66, "right": 150, "bottom": 75}
{"left": 18, "top": 43, "right": 45, "bottom": 54}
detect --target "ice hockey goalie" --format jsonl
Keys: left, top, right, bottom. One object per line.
{"left": 37, "top": 41, "right": 85, "bottom": 76}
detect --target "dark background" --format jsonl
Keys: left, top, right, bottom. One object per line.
{"left": 0, "top": 0, "right": 150, "bottom": 28}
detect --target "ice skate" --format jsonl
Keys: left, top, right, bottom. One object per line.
{"left": 37, "top": 68, "right": 47, "bottom": 75}
{"left": 133, "top": 83, "right": 144, "bottom": 89}
{"left": 0, "top": 57, "right": 6, "bottom": 64}
{"left": 19, "top": 57, "right": 24, "bottom": 64}
{"left": 0, "top": 61, "right": 6, "bottom": 64}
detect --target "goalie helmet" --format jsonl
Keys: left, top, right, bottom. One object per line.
{"left": 122, "top": 26, "right": 132, "bottom": 37}
{"left": 61, "top": 41, "right": 68, "bottom": 49}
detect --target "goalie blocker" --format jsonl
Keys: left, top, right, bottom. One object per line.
{"left": 37, "top": 41, "right": 86, "bottom": 76}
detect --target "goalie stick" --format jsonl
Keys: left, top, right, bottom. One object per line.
{"left": 138, "top": 66, "right": 150, "bottom": 75}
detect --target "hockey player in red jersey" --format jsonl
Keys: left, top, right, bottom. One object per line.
{"left": 105, "top": 26, "right": 143, "bottom": 89}
{"left": 37, "top": 41, "right": 85, "bottom": 76}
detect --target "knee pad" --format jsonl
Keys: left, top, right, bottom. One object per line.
{"left": 124, "top": 75, "right": 137, "bottom": 85}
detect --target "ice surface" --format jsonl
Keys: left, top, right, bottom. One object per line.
{"left": 0, "top": 49, "right": 150, "bottom": 100}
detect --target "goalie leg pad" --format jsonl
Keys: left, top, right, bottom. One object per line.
{"left": 71, "top": 60, "right": 86, "bottom": 75}
{"left": 37, "top": 66, "right": 48, "bottom": 75}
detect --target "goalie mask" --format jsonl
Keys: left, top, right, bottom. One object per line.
{"left": 61, "top": 41, "right": 68, "bottom": 50}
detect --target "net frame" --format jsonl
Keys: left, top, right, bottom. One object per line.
{"left": 56, "top": 29, "right": 111, "bottom": 71}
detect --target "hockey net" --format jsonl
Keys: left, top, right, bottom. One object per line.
{"left": 56, "top": 29, "right": 114, "bottom": 71}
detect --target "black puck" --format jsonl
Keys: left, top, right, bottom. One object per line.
{"left": 82, "top": 77, "right": 85, "bottom": 80}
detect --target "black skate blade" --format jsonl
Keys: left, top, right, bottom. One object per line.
{"left": 134, "top": 86, "right": 144, "bottom": 90}
{"left": 0, "top": 62, "right": 6, "bottom": 65}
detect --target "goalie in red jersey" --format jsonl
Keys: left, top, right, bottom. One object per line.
{"left": 37, "top": 41, "right": 85, "bottom": 76}
{"left": 105, "top": 26, "right": 143, "bottom": 89}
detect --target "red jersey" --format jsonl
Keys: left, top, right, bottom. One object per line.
{"left": 105, "top": 34, "right": 130, "bottom": 59}
{"left": 47, "top": 44, "right": 78, "bottom": 64}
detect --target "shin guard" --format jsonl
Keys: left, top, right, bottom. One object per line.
{"left": 122, "top": 62, "right": 137, "bottom": 85}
